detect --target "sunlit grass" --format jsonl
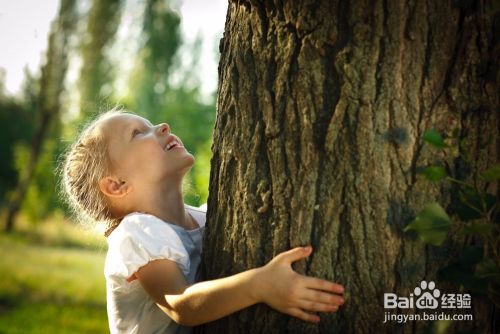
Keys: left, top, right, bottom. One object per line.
{"left": 7, "top": 211, "right": 107, "bottom": 251}
{"left": 0, "top": 300, "right": 108, "bottom": 334}
{"left": 0, "top": 214, "right": 108, "bottom": 333}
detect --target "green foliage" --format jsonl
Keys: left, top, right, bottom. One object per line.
{"left": 481, "top": 164, "right": 500, "bottom": 182}
{"left": 126, "top": 0, "right": 215, "bottom": 205}
{"left": 423, "top": 129, "right": 447, "bottom": 148}
{"left": 438, "top": 246, "right": 488, "bottom": 294}
{"left": 407, "top": 128, "right": 500, "bottom": 307}
{"left": 2, "top": 0, "right": 77, "bottom": 231}
{"left": 161, "top": 87, "right": 215, "bottom": 154}
{"left": 460, "top": 222, "right": 493, "bottom": 237}
{"left": 0, "top": 74, "right": 38, "bottom": 207}
{"left": 0, "top": 102, "right": 36, "bottom": 204}
{"left": 131, "top": 0, "right": 182, "bottom": 118}
{"left": 163, "top": 89, "right": 215, "bottom": 205}
{"left": 193, "top": 139, "right": 213, "bottom": 204}
{"left": 1, "top": 0, "right": 215, "bottom": 226}
{"left": 476, "top": 258, "right": 500, "bottom": 280}
{"left": 79, "top": 0, "right": 123, "bottom": 117}
{"left": 13, "top": 139, "right": 61, "bottom": 224}
{"left": 404, "top": 203, "right": 452, "bottom": 246}
{"left": 421, "top": 166, "right": 447, "bottom": 182}
{"left": 453, "top": 187, "right": 496, "bottom": 222}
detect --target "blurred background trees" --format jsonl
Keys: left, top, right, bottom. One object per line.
{"left": 0, "top": 0, "right": 217, "bottom": 232}
{"left": 0, "top": 0, "right": 218, "bottom": 331}
{"left": 4, "top": 0, "right": 78, "bottom": 231}
{"left": 78, "top": 0, "right": 123, "bottom": 117}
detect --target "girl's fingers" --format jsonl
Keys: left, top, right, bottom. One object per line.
{"left": 287, "top": 307, "right": 320, "bottom": 323}
{"left": 303, "top": 276, "right": 344, "bottom": 294}
{"left": 276, "top": 246, "right": 312, "bottom": 264}
{"left": 301, "top": 288, "right": 345, "bottom": 306}
{"left": 297, "top": 299, "right": 339, "bottom": 313}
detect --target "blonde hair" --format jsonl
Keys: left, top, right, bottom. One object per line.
{"left": 60, "top": 108, "right": 124, "bottom": 237}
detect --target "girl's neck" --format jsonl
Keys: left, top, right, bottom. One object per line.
{"left": 131, "top": 181, "right": 196, "bottom": 230}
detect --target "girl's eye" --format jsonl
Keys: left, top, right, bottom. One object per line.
{"left": 132, "top": 129, "right": 141, "bottom": 138}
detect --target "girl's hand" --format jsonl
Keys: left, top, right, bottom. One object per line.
{"left": 253, "top": 246, "right": 345, "bottom": 323}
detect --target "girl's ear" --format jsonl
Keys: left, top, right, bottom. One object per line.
{"left": 99, "top": 176, "right": 129, "bottom": 198}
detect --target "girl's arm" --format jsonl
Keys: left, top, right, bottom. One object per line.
{"left": 135, "top": 246, "right": 345, "bottom": 326}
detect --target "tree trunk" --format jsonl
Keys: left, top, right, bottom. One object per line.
{"left": 4, "top": 0, "right": 77, "bottom": 232}
{"left": 201, "top": 0, "right": 499, "bottom": 333}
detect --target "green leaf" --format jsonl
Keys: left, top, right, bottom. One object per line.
{"left": 476, "top": 258, "right": 500, "bottom": 280}
{"left": 423, "top": 129, "right": 447, "bottom": 148}
{"left": 453, "top": 203, "right": 483, "bottom": 222}
{"left": 485, "top": 193, "right": 497, "bottom": 212}
{"left": 438, "top": 247, "right": 488, "bottom": 294}
{"left": 452, "top": 188, "right": 496, "bottom": 221}
{"left": 466, "top": 190, "right": 497, "bottom": 212}
{"left": 438, "top": 262, "right": 488, "bottom": 294}
{"left": 404, "top": 202, "right": 452, "bottom": 246}
{"left": 460, "top": 222, "right": 493, "bottom": 236}
{"left": 481, "top": 164, "right": 500, "bottom": 182}
{"left": 453, "top": 201, "right": 483, "bottom": 221}
{"left": 421, "top": 166, "right": 447, "bottom": 182}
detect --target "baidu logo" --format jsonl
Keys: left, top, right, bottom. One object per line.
{"left": 384, "top": 280, "right": 471, "bottom": 310}
{"left": 383, "top": 280, "right": 473, "bottom": 324}
{"left": 414, "top": 280, "right": 440, "bottom": 309}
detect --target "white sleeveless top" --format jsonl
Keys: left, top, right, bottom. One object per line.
{"left": 104, "top": 204, "right": 206, "bottom": 334}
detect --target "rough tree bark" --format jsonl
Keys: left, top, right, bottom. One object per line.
{"left": 201, "top": 0, "right": 499, "bottom": 333}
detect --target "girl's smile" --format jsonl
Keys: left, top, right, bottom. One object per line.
{"left": 165, "top": 135, "right": 184, "bottom": 151}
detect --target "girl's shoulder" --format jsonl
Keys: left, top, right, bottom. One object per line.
{"left": 108, "top": 212, "right": 184, "bottom": 248}
{"left": 184, "top": 203, "right": 207, "bottom": 228}
{"left": 105, "top": 212, "right": 191, "bottom": 280}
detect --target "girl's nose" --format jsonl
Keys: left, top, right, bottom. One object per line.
{"left": 157, "top": 123, "right": 170, "bottom": 135}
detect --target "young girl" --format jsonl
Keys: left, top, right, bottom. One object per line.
{"left": 61, "top": 110, "right": 345, "bottom": 333}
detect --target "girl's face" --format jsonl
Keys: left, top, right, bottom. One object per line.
{"left": 103, "top": 113, "right": 195, "bottom": 186}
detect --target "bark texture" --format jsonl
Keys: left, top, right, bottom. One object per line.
{"left": 201, "top": 0, "right": 499, "bottom": 333}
